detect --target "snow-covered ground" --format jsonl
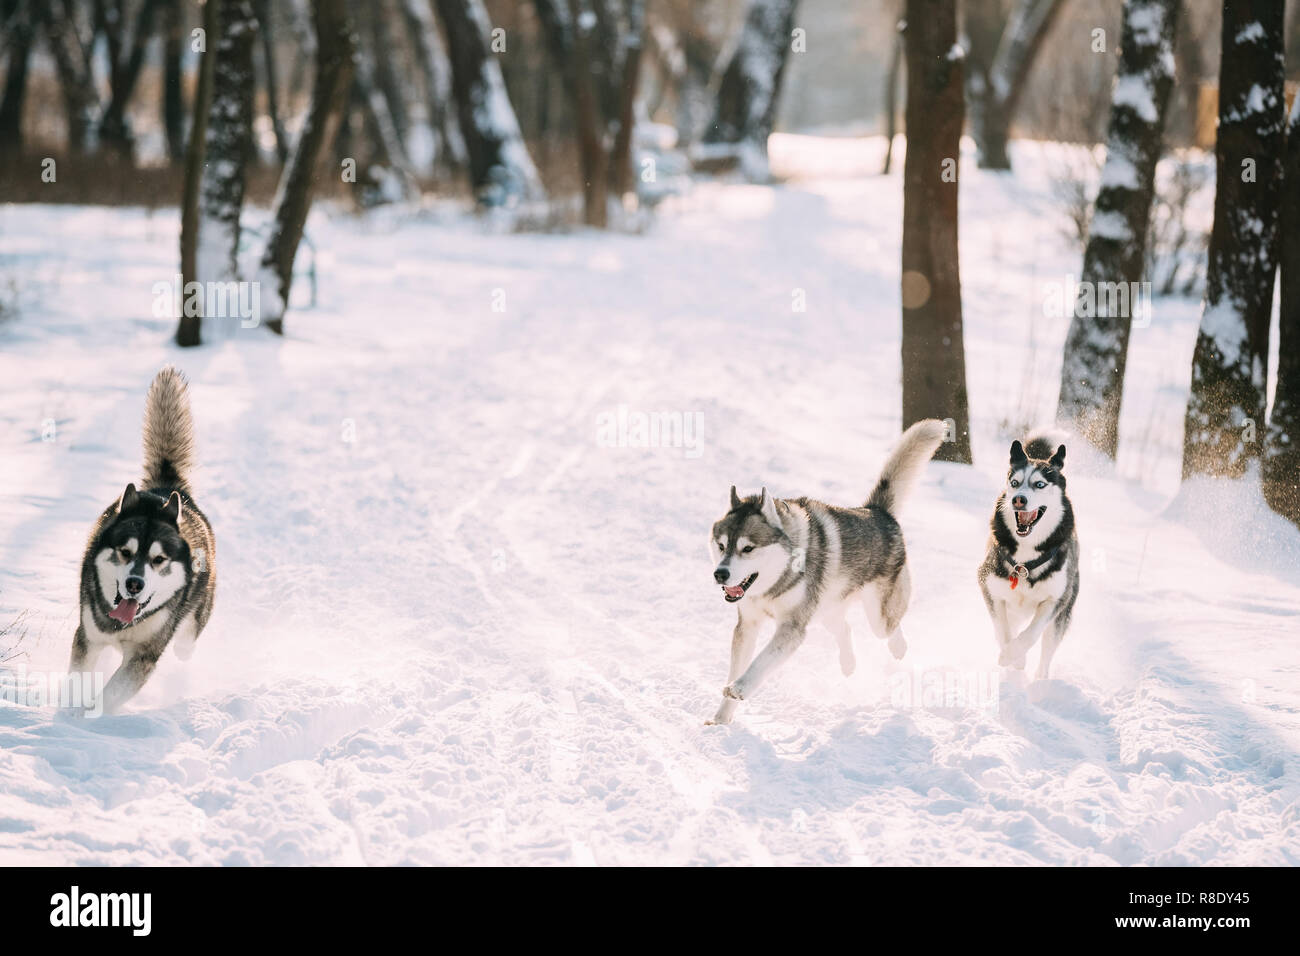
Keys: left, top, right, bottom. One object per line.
{"left": 1, "top": 136, "right": 1297, "bottom": 865}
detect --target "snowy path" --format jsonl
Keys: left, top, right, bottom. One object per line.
{"left": 1, "top": 138, "right": 1297, "bottom": 864}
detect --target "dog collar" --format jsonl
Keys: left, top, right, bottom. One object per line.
{"left": 999, "top": 543, "right": 1061, "bottom": 589}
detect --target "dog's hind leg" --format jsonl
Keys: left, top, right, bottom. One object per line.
{"left": 724, "top": 622, "right": 807, "bottom": 703}
{"left": 709, "top": 614, "right": 760, "bottom": 724}
{"left": 863, "top": 565, "right": 910, "bottom": 660}
{"left": 823, "top": 613, "right": 856, "bottom": 677}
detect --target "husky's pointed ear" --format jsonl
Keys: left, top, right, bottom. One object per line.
{"left": 1050, "top": 444, "right": 1066, "bottom": 470}
{"left": 117, "top": 483, "right": 139, "bottom": 514}
{"left": 1009, "top": 440, "right": 1028, "bottom": 467}
{"left": 729, "top": 485, "right": 742, "bottom": 510}
{"left": 161, "top": 491, "right": 183, "bottom": 524}
{"left": 758, "top": 487, "right": 780, "bottom": 526}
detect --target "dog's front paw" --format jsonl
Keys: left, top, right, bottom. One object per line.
{"left": 722, "top": 683, "right": 745, "bottom": 701}
{"left": 998, "top": 644, "right": 1027, "bottom": 669}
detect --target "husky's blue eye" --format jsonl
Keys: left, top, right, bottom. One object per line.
{"left": 1010, "top": 480, "right": 1020, "bottom": 488}
{"left": 1034, "top": 481, "right": 1046, "bottom": 489}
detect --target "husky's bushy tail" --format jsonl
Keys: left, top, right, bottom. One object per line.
{"left": 141, "top": 366, "right": 197, "bottom": 493}
{"left": 865, "top": 419, "right": 947, "bottom": 514}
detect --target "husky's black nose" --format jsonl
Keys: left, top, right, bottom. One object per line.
{"left": 714, "top": 567, "right": 730, "bottom": 584}
{"left": 1011, "top": 495, "right": 1027, "bottom": 510}
{"left": 124, "top": 576, "right": 145, "bottom": 596}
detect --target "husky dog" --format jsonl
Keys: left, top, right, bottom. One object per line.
{"left": 70, "top": 367, "right": 216, "bottom": 714}
{"left": 706, "top": 420, "right": 947, "bottom": 724}
{"left": 977, "top": 436, "right": 1079, "bottom": 678}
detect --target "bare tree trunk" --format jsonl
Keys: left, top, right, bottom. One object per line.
{"left": 98, "top": 0, "right": 160, "bottom": 162}
{"left": 1182, "top": 2, "right": 1286, "bottom": 479}
{"left": 568, "top": 0, "right": 608, "bottom": 226}
{"left": 433, "top": 0, "right": 543, "bottom": 205}
{"left": 901, "top": 2, "right": 971, "bottom": 463}
{"left": 1264, "top": 96, "right": 1300, "bottom": 525}
{"left": 1057, "top": 0, "right": 1179, "bottom": 460}
{"left": 701, "top": 0, "right": 799, "bottom": 182}
{"left": 253, "top": 0, "right": 290, "bottom": 164}
{"left": 967, "top": 0, "right": 1065, "bottom": 170}
{"left": 368, "top": 0, "right": 409, "bottom": 150}
{"left": 161, "top": 0, "right": 185, "bottom": 163}
{"left": 38, "top": 0, "right": 100, "bottom": 153}
{"left": 608, "top": 0, "right": 645, "bottom": 201}
{"left": 0, "top": 0, "right": 35, "bottom": 153}
{"left": 178, "top": 0, "right": 222, "bottom": 348}
{"left": 258, "top": 0, "right": 355, "bottom": 334}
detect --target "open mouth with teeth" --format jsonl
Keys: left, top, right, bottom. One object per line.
{"left": 1014, "top": 506, "right": 1047, "bottom": 537}
{"left": 721, "top": 573, "right": 758, "bottom": 603}
{"left": 109, "top": 590, "right": 150, "bottom": 626}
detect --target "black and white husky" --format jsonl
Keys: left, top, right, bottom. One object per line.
{"left": 706, "top": 420, "right": 947, "bottom": 724}
{"left": 977, "top": 436, "right": 1079, "bottom": 678}
{"left": 70, "top": 367, "right": 216, "bottom": 714}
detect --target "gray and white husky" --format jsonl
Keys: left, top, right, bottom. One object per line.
{"left": 706, "top": 419, "right": 947, "bottom": 724}
{"left": 977, "top": 436, "right": 1079, "bottom": 678}
{"left": 70, "top": 367, "right": 216, "bottom": 714}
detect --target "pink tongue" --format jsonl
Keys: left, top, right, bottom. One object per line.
{"left": 1016, "top": 511, "right": 1035, "bottom": 526}
{"left": 109, "top": 598, "right": 139, "bottom": 623}
{"left": 723, "top": 585, "right": 745, "bottom": 598}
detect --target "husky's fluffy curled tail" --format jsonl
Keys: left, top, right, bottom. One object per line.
{"left": 866, "top": 419, "right": 948, "bottom": 514}
{"left": 141, "top": 366, "right": 197, "bottom": 493}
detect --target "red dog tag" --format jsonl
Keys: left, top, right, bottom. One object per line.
{"left": 1009, "top": 574, "right": 1019, "bottom": 590}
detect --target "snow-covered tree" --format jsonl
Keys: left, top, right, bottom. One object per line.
{"left": 432, "top": 0, "right": 543, "bottom": 207}
{"left": 965, "top": 0, "right": 1064, "bottom": 170}
{"left": 1057, "top": 0, "right": 1179, "bottom": 459}
{"left": 1265, "top": 95, "right": 1300, "bottom": 525}
{"left": 901, "top": 1, "right": 971, "bottom": 463}
{"left": 350, "top": 0, "right": 418, "bottom": 197}
{"left": 177, "top": 0, "right": 221, "bottom": 347}
{"left": 700, "top": 0, "right": 799, "bottom": 182}
{"left": 177, "top": 0, "right": 256, "bottom": 347}
{"left": 1182, "top": 4, "right": 1286, "bottom": 479}
{"left": 399, "top": 0, "right": 465, "bottom": 174}
{"left": 196, "top": 0, "right": 256, "bottom": 285}
{"left": 258, "top": 0, "right": 356, "bottom": 335}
